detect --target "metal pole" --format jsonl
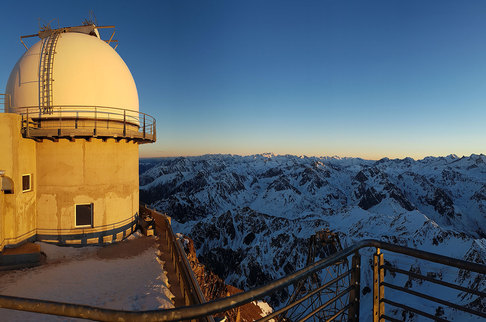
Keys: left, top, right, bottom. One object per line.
{"left": 373, "top": 248, "right": 384, "bottom": 322}
{"left": 123, "top": 110, "right": 126, "bottom": 136}
{"left": 21, "top": 113, "right": 24, "bottom": 134}
{"left": 348, "top": 251, "right": 360, "bottom": 321}
{"left": 379, "top": 251, "right": 385, "bottom": 321}
{"left": 94, "top": 107, "right": 97, "bottom": 136}
{"left": 143, "top": 114, "right": 146, "bottom": 139}
{"left": 153, "top": 120, "right": 156, "bottom": 140}
{"left": 59, "top": 107, "right": 62, "bottom": 136}
{"left": 26, "top": 108, "right": 30, "bottom": 137}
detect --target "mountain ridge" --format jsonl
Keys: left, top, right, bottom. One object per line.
{"left": 140, "top": 153, "right": 486, "bottom": 320}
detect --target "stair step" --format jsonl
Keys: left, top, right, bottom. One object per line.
{"left": 0, "top": 243, "right": 45, "bottom": 270}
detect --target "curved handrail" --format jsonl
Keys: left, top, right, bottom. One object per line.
{"left": 141, "top": 204, "right": 210, "bottom": 309}
{"left": 5, "top": 105, "right": 154, "bottom": 125}
{"left": 0, "top": 239, "right": 484, "bottom": 321}
{"left": 6, "top": 105, "right": 154, "bottom": 120}
{"left": 2, "top": 105, "right": 156, "bottom": 143}
{"left": 36, "top": 214, "right": 136, "bottom": 234}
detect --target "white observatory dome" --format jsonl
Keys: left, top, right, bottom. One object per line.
{"left": 6, "top": 31, "right": 138, "bottom": 112}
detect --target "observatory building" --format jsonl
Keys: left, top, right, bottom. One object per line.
{"left": 0, "top": 23, "right": 156, "bottom": 252}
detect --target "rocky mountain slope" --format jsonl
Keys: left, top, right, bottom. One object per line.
{"left": 180, "top": 234, "right": 271, "bottom": 321}
{"left": 140, "top": 154, "right": 486, "bottom": 320}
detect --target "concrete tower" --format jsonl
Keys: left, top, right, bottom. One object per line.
{"left": 0, "top": 24, "right": 156, "bottom": 251}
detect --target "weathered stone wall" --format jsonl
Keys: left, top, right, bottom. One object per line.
{"left": 0, "top": 114, "right": 37, "bottom": 251}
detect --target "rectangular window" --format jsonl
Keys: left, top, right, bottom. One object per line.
{"left": 75, "top": 204, "right": 93, "bottom": 227}
{"left": 22, "top": 174, "right": 31, "bottom": 192}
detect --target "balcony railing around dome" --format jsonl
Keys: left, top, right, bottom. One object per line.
{"left": 0, "top": 94, "right": 10, "bottom": 111}
{"left": 12, "top": 105, "right": 156, "bottom": 143}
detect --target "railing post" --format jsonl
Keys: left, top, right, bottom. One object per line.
{"left": 373, "top": 248, "right": 385, "bottom": 322}
{"left": 379, "top": 251, "right": 385, "bottom": 321}
{"left": 94, "top": 107, "right": 97, "bottom": 136}
{"left": 123, "top": 109, "right": 126, "bottom": 136}
{"left": 59, "top": 107, "right": 62, "bottom": 136}
{"left": 143, "top": 114, "right": 146, "bottom": 139}
{"left": 4, "top": 94, "right": 9, "bottom": 112}
{"left": 348, "top": 251, "right": 361, "bottom": 321}
{"left": 26, "top": 108, "right": 30, "bottom": 137}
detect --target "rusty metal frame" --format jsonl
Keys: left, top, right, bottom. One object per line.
{"left": 258, "top": 269, "right": 351, "bottom": 321}
{"left": 282, "top": 230, "right": 350, "bottom": 322}
{"left": 297, "top": 285, "right": 353, "bottom": 322}
{"left": 95, "top": 26, "right": 118, "bottom": 48}
{"left": 19, "top": 25, "right": 118, "bottom": 50}
{"left": 20, "top": 34, "right": 38, "bottom": 50}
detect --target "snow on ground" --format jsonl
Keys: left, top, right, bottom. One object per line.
{"left": 254, "top": 300, "right": 273, "bottom": 316}
{"left": 0, "top": 233, "right": 174, "bottom": 321}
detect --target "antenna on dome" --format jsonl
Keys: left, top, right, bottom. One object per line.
{"left": 38, "top": 18, "right": 59, "bottom": 32}
{"left": 83, "top": 10, "right": 98, "bottom": 26}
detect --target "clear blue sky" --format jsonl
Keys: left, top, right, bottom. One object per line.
{"left": 1, "top": 0, "right": 485, "bottom": 159}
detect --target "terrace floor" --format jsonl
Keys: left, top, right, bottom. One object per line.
{"left": 0, "top": 233, "right": 174, "bottom": 321}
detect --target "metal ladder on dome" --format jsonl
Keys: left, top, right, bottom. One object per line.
{"left": 38, "top": 31, "right": 61, "bottom": 115}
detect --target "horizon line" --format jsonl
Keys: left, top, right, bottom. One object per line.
{"left": 139, "top": 152, "right": 485, "bottom": 162}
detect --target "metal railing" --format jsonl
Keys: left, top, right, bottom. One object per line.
{"left": 0, "top": 214, "right": 137, "bottom": 250}
{"left": 0, "top": 239, "right": 484, "bottom": 321}
{"left": 140, "top": 205, "right": 212, "bottom": 320}
{"left": 371, "top": 246, "right": 486, "bottom": 322}
{"left": 0, "top": 94, "right": 10, "bottom": 111}
{"left": 2, "top": 105, "right": 156, "bottom": 143}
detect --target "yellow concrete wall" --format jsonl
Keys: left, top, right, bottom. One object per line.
{"left": 0, "top": 188, "right": 4, "bottom": 251}
{"left": 0, "top": 114, "right": 141, "bottom": 250}
{"left": 36, "top": 139, "right": 139, "bottom": 235}
{"left": 0, "top": 114, "right": 37, "bottom": 251}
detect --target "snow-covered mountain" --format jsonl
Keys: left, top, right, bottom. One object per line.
{"left": 140, "top": 153, "right": 486, "bottom": 320}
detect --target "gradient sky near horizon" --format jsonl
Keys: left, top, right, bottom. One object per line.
{"left": 1, "top": 0, "right": 485, "bottom": 160}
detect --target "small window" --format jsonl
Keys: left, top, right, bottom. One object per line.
{"left": 1, "top": 175, "right": 14, "bottom": 194}
{"left": 76, "top": 204, "right": 93, "bottom": 227}
{"left": 22, "top": 174, "right": 31, "bottom": 192}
